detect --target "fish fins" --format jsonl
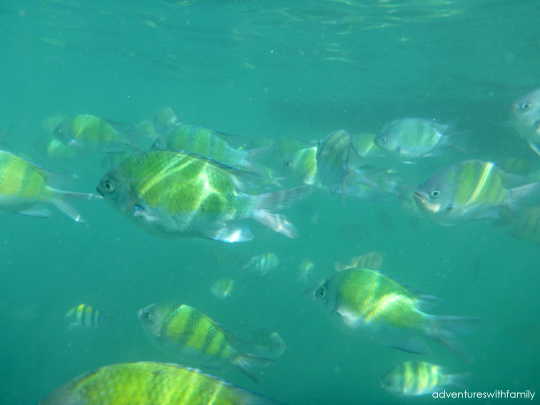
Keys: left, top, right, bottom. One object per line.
{"left": 427, "top": 315, "right": 484, "bottom": 363}
{"left": 209, "top": 225, "right": 254, "bottom": 243}
{"left": 252, "top": 186, "right": 312, "bottom": 238}
{"left": 53, "top": 191, "right": 102, "bottom": 222}
{"left": 528, "top": 140, "right": 540, "bottom": 157}
{"left": 16, "top": 206, "right": 52, "bottom": 218}
{"left": 446, "top": 372, "right": 472, "bottom": 389}
{"left": 249, "top": 329, "right": 287, "bottom": 359}
{"left": 233, "top": 353, "right": 274, "bottom": 382}
{"left": 390, "top": 337, "right": 431, "bottom": 355}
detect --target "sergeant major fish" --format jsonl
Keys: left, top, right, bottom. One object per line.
{"left": 243, "top": 253, "right": 280, "bottom": 275}
{"left": 97, "top": 150, "right": 311, "bottom": 242}
{"left": 311, "top": 268, "right": 481, "bottom": 362}
{"left": 414, "top": 160, "right": 540, "bottom": 225}
{"left": 138, "top": 303, "right": 272, "bottom": 381}
{"left": 380, "top": 361, "right": 469, "bottom": 396}
{"left": 66, "top": 304, "right": 104, "bottom": 330}
{"left": 39, "top": 362, "right": 283, "bottom": 405}
{"left": 0, "top": 149, "right": 100, "bottom": 221}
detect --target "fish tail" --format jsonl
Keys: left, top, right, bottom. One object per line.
{"left": 446, "top": 372, "right": 472, "bottom": 389}
{"left": 252, "top": 186, "right": 312, "bottom": 238}
{"left": 233, "top": 353, "right": 274, "bottom": 382}
{"left": 510, "top": 182, "right": 540, "bottom": 206}
{"left": 52, "top": 190, "right": 102, "bottom": 222}
{"left": 250, "top": 329, "right": 287, "bottom": 359}
{"left": 428, "top": 316, "right": 484, "bottom": 363}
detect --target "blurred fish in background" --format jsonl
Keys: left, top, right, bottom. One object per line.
{"left": 211, "top": 278, "right": 235, "bottom": 299}
{"left": 508, "top": 88, "right": 540, "bottom": 155}
{"left": 243, "top": 253, "right": 280, "bottom": 275}
{"left": 66, "top": 304, "right": 104, "bottom": 330}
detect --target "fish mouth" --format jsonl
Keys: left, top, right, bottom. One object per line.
{"left": 96, "top": 185, "right": 104, "bottom": 197}
{"left": 413, "top": 191, "right": 425, "bottom": 203}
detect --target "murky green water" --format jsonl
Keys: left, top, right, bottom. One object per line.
{"left": 1, "top": 1, "right": 539, "bottom": 404}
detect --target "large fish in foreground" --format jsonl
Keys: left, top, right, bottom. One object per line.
{"left": 39, "top": 362, "right": 283, "bottom": 405}
{"left": 97, "top": 150, "right": 311, "bottom": 242}
{"left": 414, "top": 160, "right": 540, "bottom": 225}
{"left": 310, "top": 268, "right": 481, "bottom": 362}
{"left": 138, "top": 303, "right": 272, "bottom": 381}
{"left": 0, "top": 149, "right": 99, "bottom": 221}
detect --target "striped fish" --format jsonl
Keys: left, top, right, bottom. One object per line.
{"left": 0, "top": 150, "right": 100, "bottom": 221}
{"left": 414, "top": 160, "right": 540, "bottom": 225}
{"left": 506, "top": 205, "right": 540, "bottom": 244}
{"left": 39, "top": 362, "right": 283, "bottom": 405}
{"left": 312, "top": 268, "right": 481, "bottom": 361}
{"left": 66, "top": 304, "right": 104, "bottom": 330}
{"left": 138, "top": 303, "right": 271, "bottom": 381}
{"left": 380, "top": 361, "right": 469, "bottom": 396}
{"left": 243, "top": 253, "right": 280, "bottom": 275}
{"left": 334, "top": 251, "right": 382, "bottom": 272}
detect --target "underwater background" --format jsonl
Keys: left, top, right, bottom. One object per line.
{"left": 1, "top": 0, "right": 540, "bottom": 404}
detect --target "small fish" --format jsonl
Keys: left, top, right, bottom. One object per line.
{"left": 285, "top": 147, "right": 319, "bottom": 186}
{"left": 153, "top": 107, "right": 180, "bottom": 134}
{"left": 54, "top": 114, "right": 139, "bottom": 153}
{"left": 380, "top": 361, "right": 469, "bottom": 396}
{"left": 351, "top": 132, "right": 386, "bottom": 160}
{"left": 316, "top": 129, "right": 360, "bottom": 199}
{"left": 243, "top": 253, "right": 280, "bottom": 275}
{"left": 35, "top": 137, "right": 78, "bottom": 161}
{"left": 297, "top": 259, "right": 314, "bottom": 283}
{"left": 344, "top": 167, "right": 402, "bottom": 202}
{"left": 375, "top": 118, "right": 458, "bottom": 162}
{"left": 138, "top": 303, "right": 272, "bottom": 381}
{"left": 334, "top": 251, "right": 382, "bottom": 272}
{"left": 152, "top": 124, "right": 269, "bottom": 173}
{"left": 211, "top": 278, "right": 235, "bottom": 299}
{"left": 250, "top": 328, "right": 287, "bottom": 359}
{"left": 509, "top": 88, "right": 540, "bottom": 155}
{"left": 66, "top": 304, "right": 104, "bottom": 330}
{"left": 97, "top": 150, "right": 311, "bottom": 242}
{"left": 39, "top": 362, "right": 283, "bottom": 405}
{"left": 505, "top": 205, "right": 540, "bottom": 245}
{"left": 0, "top": 149, "right": 100, "bottom": 221}
{"left": 311, "top": 268, "right": 481, "bottom": 361}
{"left": 414, "top": 160, "right": 540, "bottom": 225}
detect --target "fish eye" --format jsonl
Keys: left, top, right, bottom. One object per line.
{"left": 103, "top": 180, "right": 115, "bottom": 193}
{"left": 143, "top": 312, "right": 152, "bottom": 321}
{"left": 383, "top": 137, "right": 390, "bottom": 143}
{"left": 317, "top": 287, "right": 327, "bottom": 298}
{"left": 520, "top": 102, "right": 531, "bottom": 111}
{"left": 430, "top": 189, "right": 440, "bottom": 199}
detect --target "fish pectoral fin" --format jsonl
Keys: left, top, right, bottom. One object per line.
{"left": 209, "top": 225, "right": 254, "bottom": 243}
{"left": 528, "top": 140, "right": 540, "bottom": 157}
{"left": 16, "top": 206, "right": 52, "bottom": 218}
{"left": 390, "top": 337, "right": 431, "bottom": 354}
{"left": 336, "top": 306, "right": 361, "bottom": 327}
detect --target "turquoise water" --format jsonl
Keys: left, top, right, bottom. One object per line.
{"left": 2, "top": 0, "right": 540, "bottom": 404}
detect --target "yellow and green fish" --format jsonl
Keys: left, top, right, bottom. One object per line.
{"left": 0, "top": 149, "right": 99, "bottom": 221}
{"left": 380, "top": 361, "right": 469, "bottom": 396}
{"left": 66, "top": 304, "right": 104, "bottom": 330}
{"left": 138, "top": 303, "right": 272, "bottom": 381}
{"left": 152, "top": 124, "right": 269, "bottom": 173}
{"left": 39, "top": 361, "right": 283, "bottom": 405}
{"left": 285, "top": 147, "right": 320, "bottom": 187}
{"left": 211, "top": 278, "right": 235, "bottom": 299}
{"left": 311, "top": 268, "right": 481, "bottom": 361}
{"left": 54, "top": 114, "right": 138, "bottom": 153}
{"left": 414, "top": 160, "right": 540, "bottom": 225}
{"left": 243, "top": 253, "right": 280, "bottom": 275}
{"left": 97, "top": 150, "right": 310, "bottom": 242}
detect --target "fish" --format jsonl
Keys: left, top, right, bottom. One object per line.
{"left": 509, "top": 88, "right": 540, "bottom": 155}
{"left": 350, "top": 132, "right": 386, "bottom": 160}
{"left": 138, "top": 303, "right": 272, "bottom": 381}
{"left": 311, "top": 268, "right": 481, "bottom": 361}
{"left": 334, "top": 251, "right": 383, "bottom": 272}
{"left": 285, "top": 147, "right": 320, "bottom": 187}
{"left": 97, "top": 150, "right": 311, "bottom": 242}
{"left": 0, "top": 149, "right": 100, "bottom": 221}
{"left": 66, "top": 304, "right": 104, "bottom": 330}
{"left": 54, "top": 114, "right": 139, "bottom": 153}
{"left": 316, "top": 129, "right": 360, "bottom": 199}
{"left": 297, "top": 259, "right": 314, "bottom": 283}
{"left": 243, "top": 253, "right": 280, "bottom": 275}
{"left": 35, "top": 137, "right": 78, "bottom": 161}
{"left": 153, "top": 107, "right": 180, "bottom": 134}
{"left": 211, "top": 278, "right": 235, "bottom": 299}
{"left": 375, "top": 118, "right": 454, "bottom": 162}
{"left": 380, "top": 361, "right": 469, "bottom": 396}
{"left": 38, "top": 362, "right": 283, "bottom": 405}
{"left": 414, "top": 160, "right": 540, "bottom": 225}
{"left": 152, "top": 124, "right": 269, "bottom": 173}
{"left": 505, "top": 205, "right": 540, "bottom": 245}
{"left": 250, "top": 328, "right": 287, "bottom": 359}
